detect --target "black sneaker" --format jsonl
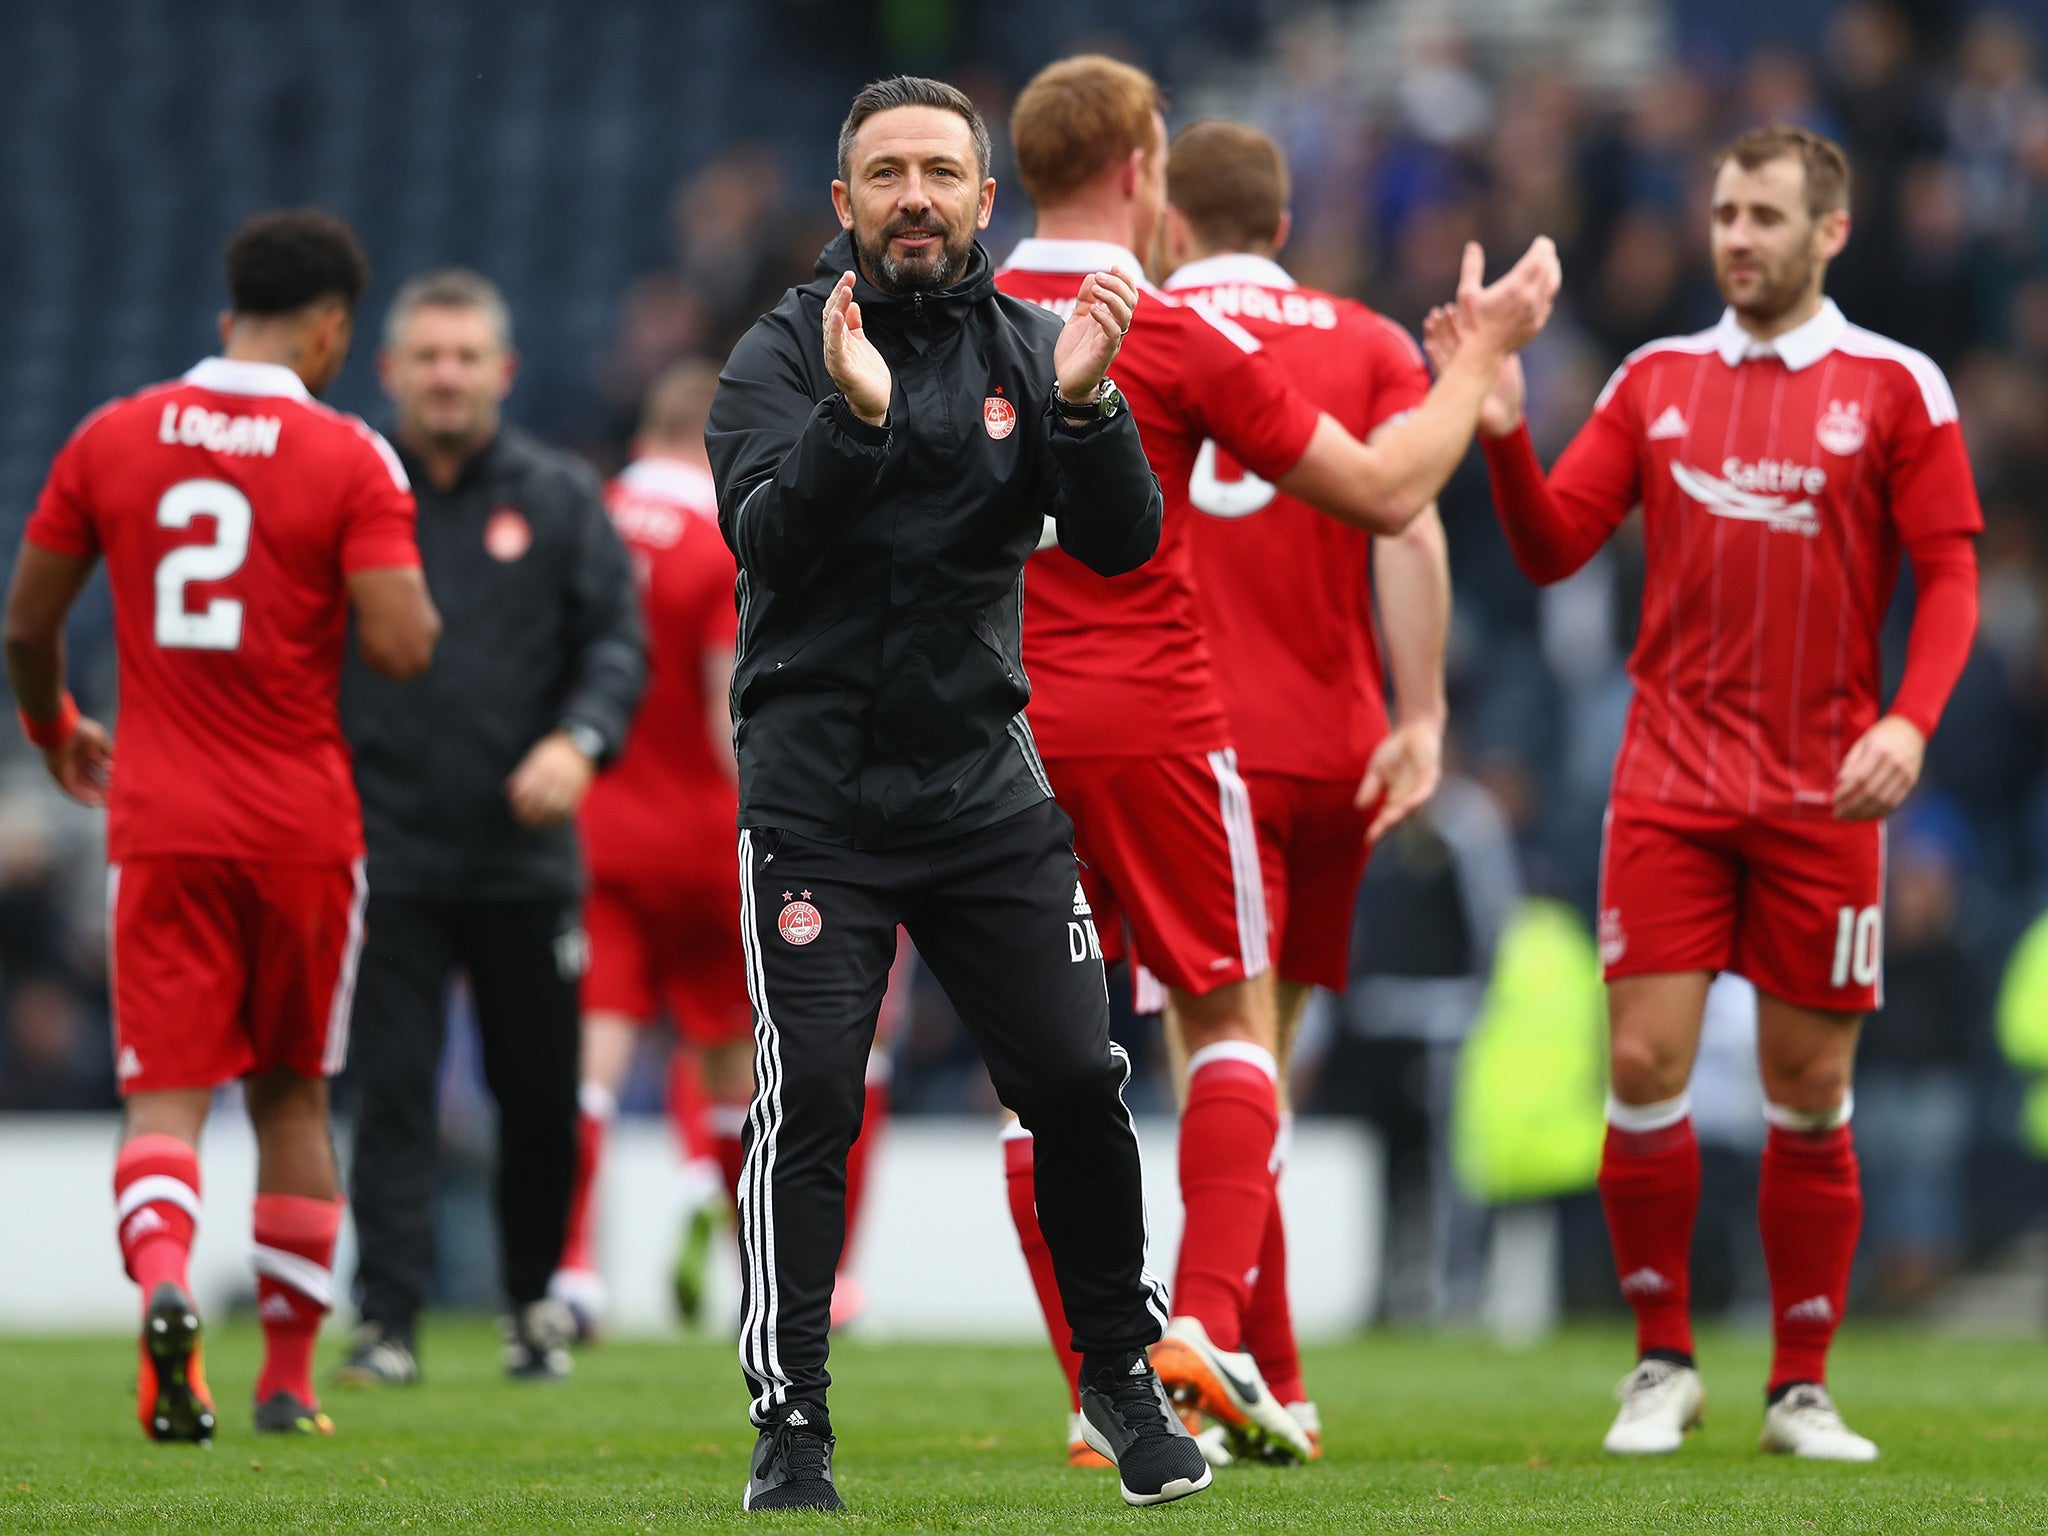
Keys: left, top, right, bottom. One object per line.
{"left": 501, "top": 1299, "right": 574, "bottom": 1381}
{"left": 332, "top": 1321, "right": 419, "bottom": 1387}
{"left": 1079, "top": 1350, "right": 1214, "bottom": 1507}
{"left": 744, "top": 1404, "right": 844, "bottom": 1512}
{"left": 254, "top": 1391, "right": 334, "bottom": 1436}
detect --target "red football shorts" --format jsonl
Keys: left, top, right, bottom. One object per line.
{"left": 1598, "top": 795, "right": 1886, "bottom": 1013}
{"left": 1244, "top": 771, "right": 1374, "bottom": 992}
{"left": 1045, "top": 749, "right": 1269, "bottom": 998}
{"left": 109, "top": 856, "right": 366, "bottom": 1096}
{"left": 582, "top": 877, "right": 753, "bottom": 1045}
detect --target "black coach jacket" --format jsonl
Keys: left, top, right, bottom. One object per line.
{"left": 707, "top": 231, "right": 1162, "bottom": 850}
{"left": 341, "top": 428, "right": 645, "bottom": 900}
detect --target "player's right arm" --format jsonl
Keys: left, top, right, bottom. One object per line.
{"left": 1423, "top": 304, "right": 1641, "bottom": 586}
{"left": 5, "top": 428, "right": 112, "bottom": 806}
{"left": 1267, "top": 239, "right": 1560, "bottom": 535}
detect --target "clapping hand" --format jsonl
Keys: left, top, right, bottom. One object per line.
{"left": 822, "top": 271, "right": 892, "bottom": 427}
{"left": 1054, "top": 271, "right": 1137, "bottom": 406}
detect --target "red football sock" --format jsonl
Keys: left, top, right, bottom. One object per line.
{"left": 560, "top": 1084, "right": 614, "bottom": 1275}
{"left": 252, "top": 1193, "right": 343, "bottom": 1406}
{"left": 114, "top": 1135, "right": 201, "bottom": 1308}
{"left": 1760, "top": 1117, "right": 1861, "bottom": 1394}
{"left": 1172, "top": 1044, "right": 1281, "bottom": 1351}
{"left": 1241, "top": 1116, "right": 1303, "bottom": 1405}
{"left": 1003, "top": 1125, "right": 1083, "bottom": 1411}
{"left": 1598, "top": 1102, "right": 1701, "bottom": 1361}
{"left": 667, "top": 1049, "right": 714, "bottom": 1164}
{"left": 842, "top": 1065, "right": 890, "bottom": 1265}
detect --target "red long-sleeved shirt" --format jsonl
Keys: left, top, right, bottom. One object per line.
{"left": 1480, "top": 301, "right": 1981, "bottom": 817}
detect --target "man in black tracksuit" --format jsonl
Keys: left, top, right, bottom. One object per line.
{"left": 337, "top": 270, "right": 644, "bottom": 1385}
{"left": 707, "top": 78, "right": 1209, "bottom": 1512}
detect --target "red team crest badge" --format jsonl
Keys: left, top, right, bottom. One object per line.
{"left": 983, "top": 394, "right": 1017, "bottom": 440}
{"left": 484, "top": 507, "right": 532, "bottom": 561}
{"left": 1815, "top": 400, "right": 1867, "bottom": 457}
{"left": 779, "top": 892, "right": 822, "bottom": 946}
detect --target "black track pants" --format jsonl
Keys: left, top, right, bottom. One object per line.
{"left": 346, "top": 896, "right": 583, "bottom": 1333}
{"left": 734, "top": 798, "right": 1166, "bottom": 1425}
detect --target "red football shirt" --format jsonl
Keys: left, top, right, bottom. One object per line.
{"left": 25, "top": 358, "right": 419, "bottom": 863}
{"left": 1166, "top": 254, "right": 1432, "bottom": 781}
{"left": 577, "top": 455, "right": 740, "bottom": 889}
{"left": 995, "top": 239, "right": 1321, "bottom": 758}
{"left": 1516, "top": 300, "right": 1983, "bottom": 817}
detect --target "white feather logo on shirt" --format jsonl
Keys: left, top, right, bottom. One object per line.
{"left": 1670, "top": 460, "right": 1822, "bottom": 537}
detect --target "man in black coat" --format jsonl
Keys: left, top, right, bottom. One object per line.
{"left": 706, "top": 76, "right": 1207, "bottom": 1513}
{"left": 336, "top": 269, "right": 644, "bottom": 1388}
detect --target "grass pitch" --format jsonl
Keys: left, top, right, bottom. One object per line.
{"left": 2, "top": 1322, "right": 2044, "bottom": 1533}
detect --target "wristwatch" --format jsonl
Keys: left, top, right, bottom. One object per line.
{"left": 1051, "top": 378, "right": 1125, "bottom": 428}
{"left": 562, "top": 722, "right": 606, "bottom": 763}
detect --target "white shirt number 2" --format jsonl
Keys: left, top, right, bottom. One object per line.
{"left": 154, "top": 478, "right": 251, "bottom": 651}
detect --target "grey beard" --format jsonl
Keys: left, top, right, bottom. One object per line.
{"left": 862, "top": 232, "right": 968, "bottom": 295}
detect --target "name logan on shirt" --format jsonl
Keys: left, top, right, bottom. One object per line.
{"left": 157, "top": 402, "right": 283, "bottom": 457}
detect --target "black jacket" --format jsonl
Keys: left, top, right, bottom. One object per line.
{"left": 342, "top": 428, "right": 645, "bottom": 900}
{"left": 707, "top": 233, "right": 1161, "bottom": 849}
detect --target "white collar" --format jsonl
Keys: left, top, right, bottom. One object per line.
{"left": 619, "top": 455, "right": 715, "bottom": 502}
{"left": 998, "top": 238, "right": 1147, "bottom": 284}
{"left": 1711, "top": 299, "right": 1844, "bottom": 371}
{"left": 1162, "top": 253, "right": 1296, "bottom": 292}
{"left": 182, "top": 357, "right": 313, "bottom": 401}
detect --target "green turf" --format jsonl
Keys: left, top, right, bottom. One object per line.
{"left": 2, "top": 1322, "right": 2044, "bottom": 1532}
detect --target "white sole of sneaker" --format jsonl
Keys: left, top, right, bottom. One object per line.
{"left": 1079, "top": 1419, "right": 1216, "bottom": 1507}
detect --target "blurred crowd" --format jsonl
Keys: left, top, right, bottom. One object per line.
{"left": 5, "top": 0, "right": 2048, "bottom": 1319}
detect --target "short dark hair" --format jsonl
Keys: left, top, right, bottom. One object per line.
{"left": 225, "top": 209, "right": 369, "bottom": 317}
{"left": 837, "top": 75, "right": 991, "bottom": 184}
{"left": 1715, "top": 123, "right": 1852, "bottom": 220}
{"left": 1168, "top": 119, "right": 1290, "bottom": 252}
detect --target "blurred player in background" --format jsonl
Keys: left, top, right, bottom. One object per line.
{"left": 2, "top": 210, "right": 439, "bottom": 1442}
{"left": 1152, "top": 118, "right": 1453, "bottom": 1463}
{"left": 547, "top": 361, "right": 896, "bottom": 1341}
{"left": 546, "top": 359, "right": 749, "bottom": 1339}
{"left": 1428, "top": 123, "right": 1981, "bottom": 1463}
{"left": 995, "top": 54, "right": 1556, "bottom": 1467}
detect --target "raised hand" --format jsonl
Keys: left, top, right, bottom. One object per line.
{"left": 1424, "top": 303, "right": 1526, "bottom": 438}
{"left": 1455, "top": 237, "right": 1561, "bottom": 360}
{"left": 822, "top": 271, "right": 892, "bottom": 426}
{"left": 1054, "top": 271, "right": 1136, "bottom": 405}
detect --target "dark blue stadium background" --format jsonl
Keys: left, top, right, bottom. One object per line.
{"left": 4, "top": 0, "right": 2048, "bottom": 1321}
